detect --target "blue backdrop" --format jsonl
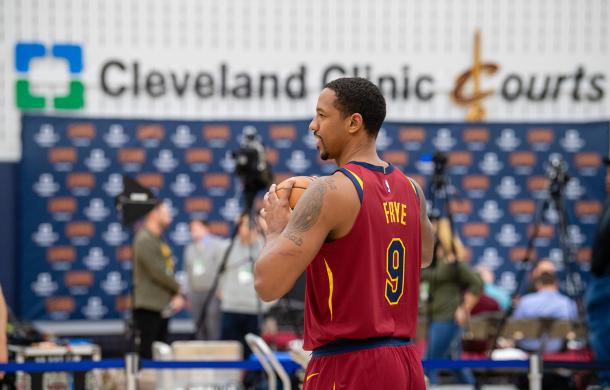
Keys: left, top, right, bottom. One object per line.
{"left": 19, "top": 115, "right": 609, "bottom": 320}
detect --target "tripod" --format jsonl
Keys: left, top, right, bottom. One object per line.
{"left": 423, "top": 153, "right": 477, "bottom": 386}
{"left": 489, "top": 159, "right": 587, "bottom": 354}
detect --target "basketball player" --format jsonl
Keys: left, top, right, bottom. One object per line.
{"left": 255, "top": 77, "right": 434, "bottom": 389}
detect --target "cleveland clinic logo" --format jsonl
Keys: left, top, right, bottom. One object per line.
{"left": 15, "top": 42, "right": 84, "bottom": 110}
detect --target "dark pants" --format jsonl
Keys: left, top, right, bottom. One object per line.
{"left": 221, "top": 311, "right": 259, "bottom": 358}
{"left": 134, "top": 308, "right": 169, "bottom": 359}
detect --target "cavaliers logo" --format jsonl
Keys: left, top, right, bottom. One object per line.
{"left": 575, "top": 200, "right": 602, "bottom": 216}
{"left": 382, "top": 151, "right": 408, "bottom": 166}
{"left": 463, "top": 127, "right": 489, "bottom": 143}
{"left": 209, "top": 221, "right": 230, "bottom": 236}
{"left": 510, "top": 247, "right": 537, "bottom": 262}
{"left": 116, "top": 245, "right": 133, "bottom": 263}
{"left": 574, "top": 152, "right": 601, "bottom": 168}
{"left": 510, "top": 151, "right": 536, "bottom": 167}
{"left": 203, "top": 124, "right": 231, "bottom": 142}
{"left": 527, "top": 176, "right": 548, "bottom": 192}
{"left": 46, "top": 296, "right": 75, "bottom": 313}
{"left": 448, "top": 151, "right": 473, "bottom": 167}
{"left": 115, "top": 295, "right": 132, "bottom": 311}
{"left": 66, "top": 173, "right": 95, "bottom": 195}
{"left": 118, "top": 148, "right": 146, "bottom": 165}
{"left": 399, "top": 127, "right": 425, "bottom": 143}
{"left": 184, "top": 197, "right": 213, "bottom": 214}
{"left": 269, "top": 125, "right": 297, "bottom": 140}
{"left": 449, "top": 199, "right": 473, "bottom": 215}
{"left": 577, "top": 248, "right": 591, "bottom": 263}
{"left": 528, "top": 224, "right": 554, "bottom": 239}
{"left": 65, "top": 221, "right": 95, "bottom": 238}
{"left": 68, "top": 123, "right": 95, "bottom": 139}
{"left": 527, "top": 128, "right": 553, "bottom": 144}
{"left": 451, "top": 31, "right": 499, "bottom": 121}
{"left": 185, "top": 148, "right": 213, "bottom": 164}
{"left": 48, "top": 197, "right": 77, "bottom": 214}
{"left": 48, "top": 147, "right": 77, "bottom": 164}
{"left": 463, "top": 175, "right": 489, "bottom": 191}
{"left": 137, "top": 124, "right": 165, "bottom": 142}
{"left": 136, "top": 173, "right": 164, "bottom": 189}
{"left": 47, "top": 246, "right": 76, "bottom": 264}
{"left": 462, "top": 223, "right": 489, "bottom": 238}
{"left": 203, "top": 173, "right": 231, "bottom": 188}
{"left": 510, "top": 200, "right": 536, "bottom": 215}
{"left": 64, "top": 271, "right": 94, "bottom": 288}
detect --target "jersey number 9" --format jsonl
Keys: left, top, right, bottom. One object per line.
{"left": 385, "top": 238, "right": 405, "bottom": 305}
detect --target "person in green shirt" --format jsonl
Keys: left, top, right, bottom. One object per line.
{"left": 133, "top": 201, "right": 185, "bottom": 359}
{"left": 421, "top": 218, "right": 482, "bottom": 386}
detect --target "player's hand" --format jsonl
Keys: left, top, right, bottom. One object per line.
{"left": 261, "top": 181, "right": 294, "bottom": 239}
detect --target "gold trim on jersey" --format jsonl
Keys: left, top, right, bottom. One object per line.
{"left": 344, "top": 168, "right": 364, "bottom": 191}
{"left": 324, "top": 258, "right": 334, "bottom": 321}
{"left": 404, "top": 174, "right": 418, "bottom": 197}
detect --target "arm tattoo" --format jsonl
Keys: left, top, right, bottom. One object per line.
{"left": 283, "top": 231, "right": 303, "bottom": 247}
{"left": 282, "top": 177, "right": 337, "bottom": 245}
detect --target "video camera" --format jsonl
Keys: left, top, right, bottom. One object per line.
{"left": 232, "top": 126, "right": 273, "bottom": 209}
{"left": 429, "top": 151, "right": 449, "bottom": 193}
{"left": 545, "top": 154, "right": 570, "bottom": 197}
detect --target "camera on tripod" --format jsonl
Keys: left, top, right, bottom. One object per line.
{"left": 545, "top": 154, "right": 570, "bottom": 196}
{"left": 426, "top": 151, "right": 451, "bottom": 221}
{"left": 231, "top": 126, "right": 273, "bottom": 209}
{"left": 432, "top": 151, "right": 448, "bottom": 176}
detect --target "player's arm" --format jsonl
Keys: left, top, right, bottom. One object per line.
{"left": 412, "top": 179, "right": 434, "bottom": 268}
{"left": 254, "top": 173, "right": 355, "bottom": 301}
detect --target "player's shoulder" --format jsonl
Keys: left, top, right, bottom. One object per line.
{"left": 299, "top": 172, "right": 359, "bottom": 211}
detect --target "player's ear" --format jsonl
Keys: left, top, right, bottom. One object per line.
{"left": 347, "top": 113, "right": 363, "bottom": 135}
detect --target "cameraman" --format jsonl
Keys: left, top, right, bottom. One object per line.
{"left": 586, "top": 158, "right": 610, "bottom": 386}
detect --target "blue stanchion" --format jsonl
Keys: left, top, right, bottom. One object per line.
{"left": 2, "top": 357, "right": 609, "bottom": 374}
{"left": 0, "top": 358, "right": 125, "bottom": 373}
{"left": 423, "top": 359, "right": 530, "bottom": 370}
{"left": 141, "top": 360, "right": 263, "bottom": 370}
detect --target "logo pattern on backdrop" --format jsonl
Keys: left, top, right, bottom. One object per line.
{"left": 19, "top": 115, "right": 609, "bottom": 320}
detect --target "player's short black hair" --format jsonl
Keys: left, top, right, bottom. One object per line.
{"left": 323, "top": 77, "right": 386, "bottom": 137}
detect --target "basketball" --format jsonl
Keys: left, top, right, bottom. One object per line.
{"left": 275, "top": 176, "right": 316, "bottom": 209}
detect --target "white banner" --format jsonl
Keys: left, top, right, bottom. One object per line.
{"left": 1, "top": 0, "right": 609, "bottom": 160}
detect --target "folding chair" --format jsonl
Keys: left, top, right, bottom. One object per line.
{"left": 245, "top": 333, "right": 291, "bottom": 390}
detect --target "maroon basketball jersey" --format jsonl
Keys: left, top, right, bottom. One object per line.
{"left": 303, "top": 161, "right": 422, "bottom": 350}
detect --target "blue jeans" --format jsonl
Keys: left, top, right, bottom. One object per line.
{"left": 586, "top": 276, "right": 610, "bottom": 386}
{"left": 425, "top": 320, "right": 476, "bottom": 385}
